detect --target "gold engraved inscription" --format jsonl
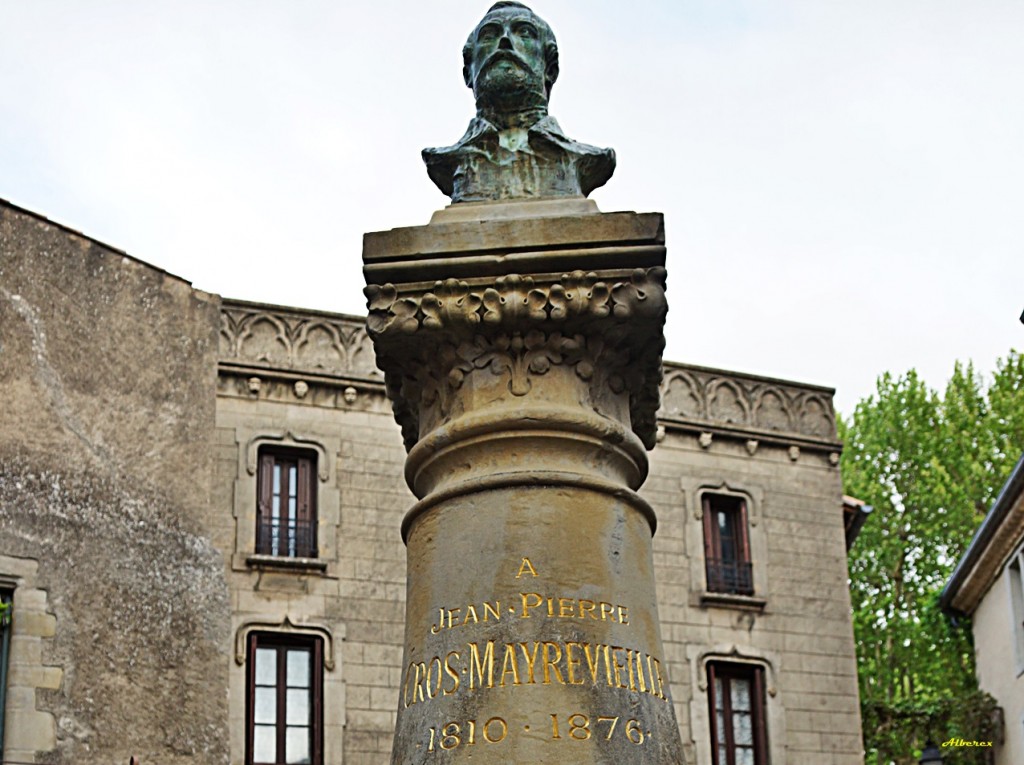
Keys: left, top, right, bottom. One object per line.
{"left": 430, "top": 600, "right": 502, "bottom": 634}
{"left": 423, "top": 714, "right": 650, "bottom": 751}
{"left": 429, "top": 593, "right": 628, "bottom": 634}
{"left": 402, "top": 640, "right": 667, "bottom": 708}
{"left": 516, "top": 557, "right": 539, "bottom": 578}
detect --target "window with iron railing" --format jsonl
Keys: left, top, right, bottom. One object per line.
{"left": 702, "top": 494, "right": 754, "bottom": 596}
{"left": 257, "top": 449, "right": 318, "bottom": 559}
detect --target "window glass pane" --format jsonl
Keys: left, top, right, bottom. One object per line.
{"left": 272, "top": 494, "right": 280, "bottom": 521}
{"left": 718, "top": 745, "right": 729, "bottom": 763}
{"left": 734, "top": 711, "right": 753, "bottom": 745}
{"left": 273, "top": 465, "right": 281, "bottom": 494}
{"left": 736, "top": 748, "right": 755, "bottom": 765}
{"left": 289, "top": 465, "right": 297, "bottom": 498}
{"left": 731, "top": 677, "right": 751, "bottom": 711}
{"left": 716, "top": 710, "right": 726, "bottom": 744}
{"left": 286, "top": 727, "right": 311, "bottom": 764}
{"left": 288, "top": 649, "right": 311, "bottom": 688}
{"left": 255, "top": 648, "right": 277, "bottom": 686}
{"left": 289, "top": 495, "right": 297, "bottom": 521}
{"left": 287, "top": 688, "right": 310, "bottom": 724}
{"left": 718, "top": 512, "right": 737, "bottom": 561}
{"left": 254, "top": 725, "right": 276, "bottom": 763}
{"left": 254, "top": 687, "right": 277, "bottom": 724}
{"left": 714, "top": 677, "right": 724, "bottom": 711}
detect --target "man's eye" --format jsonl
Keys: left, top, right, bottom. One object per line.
{"left": 515, "top": 24, "right": 537, "bottom": 38}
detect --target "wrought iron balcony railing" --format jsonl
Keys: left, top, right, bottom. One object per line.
{"left": 256, "top": 517, "right": 318, "bottom": 559}
{"left": 705, "top": 557, "right": 754, "bottom": 596}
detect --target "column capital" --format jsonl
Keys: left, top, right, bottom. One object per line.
{"left": 363, "top": 209, "right": 668, "bottom": 453}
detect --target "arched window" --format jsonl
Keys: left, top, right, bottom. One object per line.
{"left": 702, "top": 493, "right": 753, "bottom": 596}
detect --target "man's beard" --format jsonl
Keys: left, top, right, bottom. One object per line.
{"left": 475, "top": 51, "right": 546, "bottom": 108}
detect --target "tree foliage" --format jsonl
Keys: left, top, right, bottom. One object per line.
{"left": 840, "top": 351, "right": 1024, "bottom": 764}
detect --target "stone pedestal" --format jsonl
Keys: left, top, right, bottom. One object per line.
{"left": 363, "top": 202, "right": 685, "bottom": 764}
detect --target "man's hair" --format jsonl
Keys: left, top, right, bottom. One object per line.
{"left": 462, "top": 2, "right": 560, "bottom": 98}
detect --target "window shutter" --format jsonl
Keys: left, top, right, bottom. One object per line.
{"left": 257, "top": 453, "right": 275, "bottom": 554}
{"left": 702, "top": 495, "right": 716, "bottom": 560}
{"left": 739, "top": 499, "right": 752, "bottom": 564}
{"left": 312, "top": 639, "right": 324, "bottom": 764}
{"left": 707, "top": 662, "right": 720, "bottom": 765}
{"left": 258, "top": 453, "right": 274, "bottom": 516}
{"left": 753, "top": 666, "right": 768, "bottom": 765}
{"left": 246, "top": 632, "right": 259, "bottom": 765}
{"left": 297, "top": 456, "right": 316, "bottom": 557}
{"left": 297, "top": 457, "right": 313, "bottom": 523}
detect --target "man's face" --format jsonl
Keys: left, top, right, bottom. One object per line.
{"left": 467, "top": 8, "right": 547, "bottom": 106}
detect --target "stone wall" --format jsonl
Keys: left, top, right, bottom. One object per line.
{"left": 0, "top": 201, "right": 230, "bottom": 764}
{"left": 217, "top": 299, "right": 862, "bottom": 765}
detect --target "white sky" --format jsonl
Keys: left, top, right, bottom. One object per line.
{"left": 2, "top": 0, "right": 1021, "bottom": 415}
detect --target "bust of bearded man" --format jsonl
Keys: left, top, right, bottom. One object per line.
{"left": 422, "top": 2, "right": 616, "bottom": 203}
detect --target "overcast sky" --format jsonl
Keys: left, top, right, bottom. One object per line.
{"left": 2, "top": 0, "right": 1021, "bottom": 415}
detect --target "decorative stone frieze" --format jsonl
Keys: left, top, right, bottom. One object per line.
{"left": 219, "top": 299, "right": 381, "bottom": 382}
{"left": 215, "top": 304, "right": 840, "bottom": 453}
{"left": 660, "top": 363, "right": 839, "bottom": 444}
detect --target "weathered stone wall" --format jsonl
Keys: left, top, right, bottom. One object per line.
{"left": 0, "top": 201, "right": 230, "bottom": 764}
{"left": 216, "top": 301, "right": 863, "bottom": 765}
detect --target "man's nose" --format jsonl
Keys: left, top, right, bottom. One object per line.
{"left": 498, "top": 34, "right": 513, "bottom": 50}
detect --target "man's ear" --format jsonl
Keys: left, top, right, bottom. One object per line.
{"left": 544, "top": 42, "right": 559, "bottom": 95}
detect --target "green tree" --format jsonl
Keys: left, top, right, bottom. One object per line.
{"left": 840, "top": 351, "right": 1023, "bottom": 764}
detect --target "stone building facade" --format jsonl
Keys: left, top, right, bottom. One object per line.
{"left": 1, "top": 198, "right": 863, "bottom": 763}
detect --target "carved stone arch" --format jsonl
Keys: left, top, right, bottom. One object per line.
{"left": 693, "top": 481, "right": 762, "bottom": 527}
{"left": 660, "top": 370, "right": 704, "bottom": 419}
{"left": 234, "top": 615, "right": 339, "bottom": 671}
{"left": 236, "top": 312, "right": 293, "bottom": 366}
{"left": 706, "top": 378, "right": 750, "bottom": 426}
{"left": 687, "top": 643, "right": 787, "bottom": 765}
{"left": 796, "top": 393, "right": 837, "bottom": 439}
{"left": 752, "top": 385, "right": 793, "bottom": 432}
{"left": 220, "top": 309, "right": 243, "bottom": 357}
{"left": 694, "top": 646, "right": 778, "bottom": 696}
{"left": 294, "top": 320, "right": 346, "bottom": 371}
{"left": 344, "top": 325, "right": 383, "bottom": 378}
{"left": 246, "top": 431, "right": 331, "bottom": 483}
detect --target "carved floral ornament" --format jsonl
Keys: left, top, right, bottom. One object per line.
{"left": 364, "top": 269, "right": 668, "bottom": 451}
{"left": 364, "top": 268, "right": 667, "bottom": 336}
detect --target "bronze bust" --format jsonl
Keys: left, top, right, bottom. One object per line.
{"left": 423, "top": 2, "right": 616, "bottom": 203}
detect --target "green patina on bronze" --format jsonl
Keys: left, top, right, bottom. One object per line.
{"left": 423, "top": 2, "right": 616, "bottom": 203}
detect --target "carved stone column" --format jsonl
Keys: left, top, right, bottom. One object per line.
{"left": 363, "top": 202, "right": 686, "bottom": 764}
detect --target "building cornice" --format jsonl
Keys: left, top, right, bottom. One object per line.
{"left": 218, "top": 299, "right": 841, "bottom": 452}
